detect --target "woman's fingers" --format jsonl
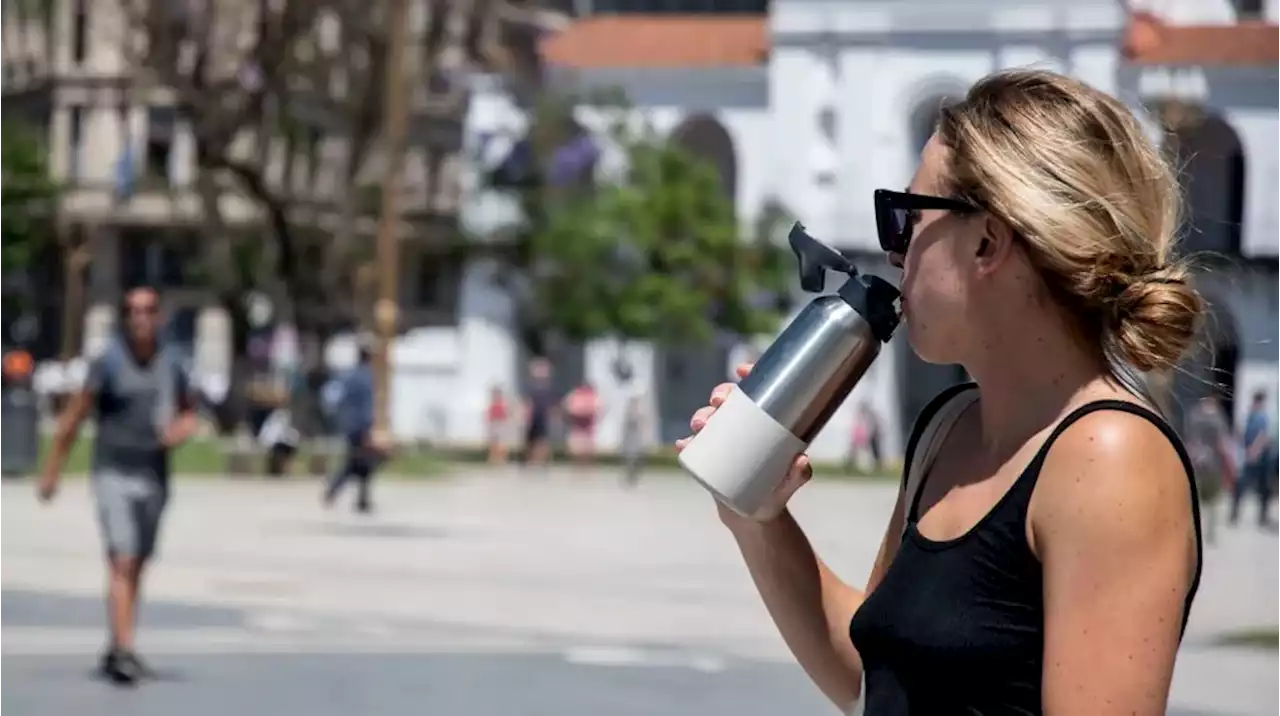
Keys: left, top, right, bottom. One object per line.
{"left": 734, "top": 362, "right": 754, "bottom": 379}
{"left": 709, "top": 383, "right": 734, "bottom": 407}
{"left": 689, "top": 406, "right": 716, "bottom": 431}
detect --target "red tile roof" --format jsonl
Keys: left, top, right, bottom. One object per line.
{"left": 538, "top": 15, "right": 768, "bottom": 69}
{"left": 1122, "top": 11, "right": 1278, "bottom": 66}
{"left": 538, "top": 11, "right": 1277, "bottom": 71}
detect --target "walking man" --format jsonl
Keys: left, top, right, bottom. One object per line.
{"left": 1232, "top": 390, "right": 1273, "bottom": 527}
{"left": 38, "top": 286, "right": 198, "bottom": 685}
{"left": 322, "top": 346, "right": 378, "bottom": 513}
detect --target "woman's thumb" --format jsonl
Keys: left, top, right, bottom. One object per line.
{"left": 775, "top": 454, "right": 813, "bottom": 500}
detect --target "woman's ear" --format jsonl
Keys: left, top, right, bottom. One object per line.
{"left": 975, "top": 214, "right": 1017, "bottom": 274}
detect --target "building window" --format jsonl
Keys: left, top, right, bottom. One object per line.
{"left": 145, "top": 107, "right": 177, "bottom": 185}
{"left": 40, "top": 0, "right": 55, "bottom": 41}
{"left": 408, "top": 251, "right": 462, "bottom": 326}
{"left": 1233, "top": 0, "right": 1264, "bottom": 19}
{"left": 120, "top": 231, "right": 198, "bottom": 290}
{"left": 71, "top": 0, "right": 89, "bottom": 64}
{"left": 303, "top": 126, "right": 322, "bottom": 187}
{"left": 165, "top": 306, "right": 198, "bottom": 359}
{"left": 68, "top": 106, "right": 84, "bottom": 181}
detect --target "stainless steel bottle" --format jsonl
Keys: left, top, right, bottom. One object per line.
{"left": 678, "top": 223, "right": 901, "bottom": 518}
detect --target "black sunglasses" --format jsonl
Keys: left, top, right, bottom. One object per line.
{"left": 874, "top": 189, "right": 980, "bottom": 254}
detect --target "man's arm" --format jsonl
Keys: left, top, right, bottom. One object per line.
{"left": 42, "top": 390, "right": 95, "bottom": 483}
{"left": 39, "top": 358, "right": 106, "bottom": 500}
{"left": 1035, "top": 411, "right": 1197, "bottom": 715}
{"left": 162, "top": 364, "right": 199, "bottom": 448}
{"left": 1247, "top": 415, "right": 1272, "bottom": 462}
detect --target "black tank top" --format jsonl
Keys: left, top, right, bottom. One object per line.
{"left": 848, "top": 384, "right": 1203, "bottom": 716}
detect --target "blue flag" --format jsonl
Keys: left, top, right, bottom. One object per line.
{"left": 113, "top": 135, "right": 135, "bottom": 201}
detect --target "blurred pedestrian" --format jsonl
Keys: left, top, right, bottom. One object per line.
{"left": 38, "top": 286, "right": 198, "bottom": 685}
{"left": 486, "top": 385, "right": 511, "bottom": 465}
{"left": 1185, "top": 394, "right": 1236, "bottom": 544}
{"left": 520, "top": 358, "right": 556, "bottom": 469}
{"left": 1232, "top": 390, "right": 1273, "bottom": 527}
{"left": 258, "top": 407, "right": 300, "bottom": 477}
{"left": 564, "top": 381, "right": 600, "bottom": 467}
{"left": 847, "top": 403, "right": 883, "bottom": 473}
{"left": 322, "top": 346, "right": 378, "bottom": 513}
{"left": 620, "top": 393, "right": 649, "bottom": 487}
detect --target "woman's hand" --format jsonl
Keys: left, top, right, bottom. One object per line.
{"left": 674, "top": 362, "right": 814, "bottom": 525}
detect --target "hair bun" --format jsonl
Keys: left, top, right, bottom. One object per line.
{"left": 1108, "top": 263, "right": 1203, "bottom": 373}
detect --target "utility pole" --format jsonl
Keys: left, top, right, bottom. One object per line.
{"left": 371, "top": 0, "right": 410, "bottom": 449}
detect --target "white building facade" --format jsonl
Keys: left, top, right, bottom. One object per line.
{"left": 440, "top": 0, "right": 1278, "bottom": 460}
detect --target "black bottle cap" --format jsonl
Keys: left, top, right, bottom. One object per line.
{"left": 789, "top": 223, "right": 901, "bottom": 343}
{"left": 836, "top": 274, "right": 901, "bottom": 343}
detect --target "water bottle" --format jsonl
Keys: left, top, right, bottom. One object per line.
{"left": 678, "top": 223, "right": 901, "bottom": 518}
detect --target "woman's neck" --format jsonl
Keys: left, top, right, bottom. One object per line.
{"left": 964, "top": 311, "right": 1111, "bottom": 454}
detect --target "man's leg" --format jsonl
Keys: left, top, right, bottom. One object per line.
{"left": 1252, "top": 465, "right": 1272, "bottom": 526}
{"left": 93, "top": 473, "right": 153, "bottom": 684}
{"left": 353, "top": 446, "right": 374, "bottom": 513}
{"left": 1229, "top": 469, "right": 1249, "bottom": 525}
{"left": 323, "top": 448, "right": 357, "bottom": 506}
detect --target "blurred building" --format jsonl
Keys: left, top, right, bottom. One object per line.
{"left": 455, "top": 0, "right": 1278, "bottom": 460}
{"left": 0, "top": 0, "right": 553, "bottom": 378}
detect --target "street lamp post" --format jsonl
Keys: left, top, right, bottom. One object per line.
{"left": 372, "top": 0, "right": 410, "bottom": 449}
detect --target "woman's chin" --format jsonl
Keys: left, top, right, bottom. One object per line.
{"left": 906, "top": 331, "right": 948, "bottom": 365}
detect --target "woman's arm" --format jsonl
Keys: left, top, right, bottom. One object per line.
{"left": 724, "top": 482, "right": 909, "bottom": 711}
{"left": 1033, "top": 410, "right": 1197, "bottom": 716}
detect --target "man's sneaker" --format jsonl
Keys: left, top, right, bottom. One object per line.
{"left": 99, "top": 647, "right": 145, "bottom": 685}
{"left": 123, "top": 650, "right": 154, "bottom": 679}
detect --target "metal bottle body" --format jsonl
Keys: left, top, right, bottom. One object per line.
{"left": 676, "top": 295, "right": 883, "bottom": 518}
{"left": 739, "top": 295, "right": 882, "bottom": 443}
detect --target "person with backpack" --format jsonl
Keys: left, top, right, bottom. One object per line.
{"left": 38, "top": 286, "right": 198, "bottom": 686}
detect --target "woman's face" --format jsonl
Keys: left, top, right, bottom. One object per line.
{"left": 893, "top": 134, "right": 987, "bottom": 365}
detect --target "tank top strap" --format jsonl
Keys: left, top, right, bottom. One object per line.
{"left": 1022, "top": 400, "right": 1196, "bottom": 484}
{"left": 905, "top": 383, "right": 980, "bottom": 523}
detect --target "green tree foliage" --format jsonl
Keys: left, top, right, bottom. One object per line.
{"left": 1, "top": 120, "right": 59, "bottom": 274}
{"left": 501, "top": 95, "right": 792, "bottom": 355}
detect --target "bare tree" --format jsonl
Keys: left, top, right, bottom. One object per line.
{"left": 119, "top": 0, "right": 484, "bottom": 435}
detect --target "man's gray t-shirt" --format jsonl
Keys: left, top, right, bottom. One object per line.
{"left": 87, "top": 340, "right": 189, "bottom": 480}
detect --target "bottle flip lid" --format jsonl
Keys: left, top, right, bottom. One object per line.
{"left": 787, "top": 223, "right": 902, "bottom": 343}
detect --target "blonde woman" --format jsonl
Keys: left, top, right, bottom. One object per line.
{"left": 677, "top": 70, "right": 1204, "bottom": 715}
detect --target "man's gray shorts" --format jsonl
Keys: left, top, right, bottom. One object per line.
{"left": 91, "top": 470, "right": 169, "bottom": 561}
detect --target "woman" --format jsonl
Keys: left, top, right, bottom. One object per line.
{"left": 676, "top": 69, "right": 1203, "bottom": 715}
{"left": 563, "top": 382, "right": 600, "bottom": 466}
{"left": 486, "top": 385, "right": 511, "bottom": 465}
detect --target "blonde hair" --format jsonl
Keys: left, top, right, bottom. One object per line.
{"left": 936, "top": 68, "right": 1203, "bottom": 373}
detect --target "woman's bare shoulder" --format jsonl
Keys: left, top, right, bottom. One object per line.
{"left": 1030, "top": 405, "right": 1193, "bottom": 554}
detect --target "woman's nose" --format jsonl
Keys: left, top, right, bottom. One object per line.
{"left": 887, "top": 252, "right": 905, "bottom": 269}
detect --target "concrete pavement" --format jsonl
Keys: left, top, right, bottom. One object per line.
{"left": 2, "top": 468, "right": 1276, "bottom": 715}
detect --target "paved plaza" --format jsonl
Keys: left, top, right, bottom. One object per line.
{"left": 3, "top": 468, "right": 1276, "bottom": 715}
